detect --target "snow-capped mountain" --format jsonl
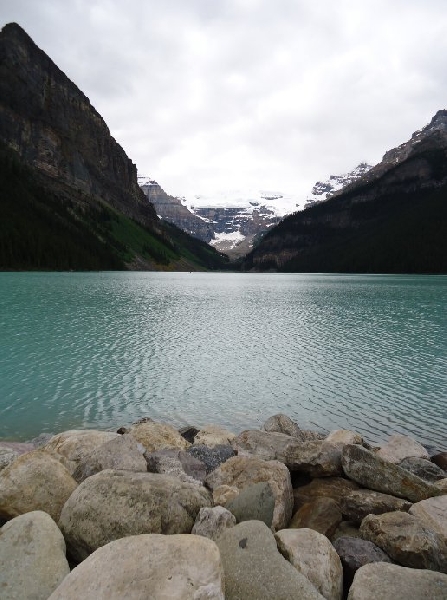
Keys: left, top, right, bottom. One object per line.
{"left": 139, "top": 163, "right": 373, "bottom": 258}
{"left": 304, "top": 162, "right": 372, "bottom": 207}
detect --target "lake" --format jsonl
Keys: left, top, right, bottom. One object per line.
{"left": 0, "top": 272, "right": 446, "bottom": 448}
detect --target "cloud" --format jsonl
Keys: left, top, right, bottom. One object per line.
{"left": 2, "top": 0, "right": 447, "bottom": 197}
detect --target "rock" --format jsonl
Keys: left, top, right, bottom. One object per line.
{"left": 0, "top": 446, "right": 19, "bottom": 471}
{"left": 192, "top": 506, "right": 237, "bottom": 540}
{"left": 59, "top": 469, "right": 212, "bottom": 562}
{"left": 29, "top": 432, "right": 55, "bottom": 447}
{"left": 331, "top": 521, "right": 362, "bottom": 542}
{"left": 235, "top": 430, "right": 343, "bottom": 476}
{"left": 0, "top": 441, "right": 35, "bottom": 455}
{"left": 179, "top": 425, "right": 200, "bottom": 444}
{"left": 0, "top": 511, "right": 70, "bottom": 600}
{"left": 216, "top": 520, "right": 324, "bottom": 599}
{"left": 432, "top": 452, "right": 447, "bottom": 471}
{"left": 409, "top": 495, "right": 447, "bottom": 538}
{"left": 325, "top": 430, "right": 363, "bottom": 446}
{"left": 399, "top": 457, "right": 447, "bottom": 482}
{"left": 43, "top": 430, "right": 119, "bottom": 474}
{"left": 332, "top": 535, "right": 392, "bottom": 593}
{"left": 206, "top": 455, "right": 293, "bottom": 531}
{"left": 48, "top": 534, "right": 224, "bottom": 600}
{"left": 347, "top": 562, "right": 447, "bottom": 600}
{"left": 340, "top": 489, "right": 412, "bottom": 524}
{"left": 342, "top": 444, "right": 439, "bottom": 502}
{"left": 194, "top": 424, "right": 236, "bottom": 447}
{"left": 293, "top": 477, "right": 359, "bottom": 512}
{"left": 187, "top": 444, "right": 234, "bottom": 474}
{"left": 360, "top": 511, "right": 447, "bottom": 572}
{"left": 275, "top": 528, "right": 343, "bottom": 600}
{"left": 73, "top": 435, "right": 147, "bottom": 482}
{"left": 127, "top": 421, "right": 190, "bottom": 453}
{"left": 262, "top": 414, "right": 301, "bottom": 437}
{"left": 146, "top": 448, "right": 207, "bottom": 483}
{"left": 290, "top": 497, "right": 342, "bottom": 538}
{"left": 376, "top": 434, "right": 430, "bottom": 464}
{"left": 0, "top": 449, "right": 77, "bottom": 521}
{"left": 434, "top": 479, "right": 447, "bottom": 493}
{"left": 226, "top": 482, "right": 276, "bottom": 527}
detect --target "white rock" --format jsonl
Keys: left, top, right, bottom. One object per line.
{"left": 376, "top": 434, "right": 429, "bottom": 464}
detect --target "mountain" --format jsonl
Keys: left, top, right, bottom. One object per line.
{"left": 241, "top": 111, "right": 447, "bottom": 273}
{"left": 0, "top": 23, "right": 227, "bottom": 271}
{"left": 304, "top": 163, "right": 372, "bottom": 207}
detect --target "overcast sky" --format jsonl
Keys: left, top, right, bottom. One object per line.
{"left": 2, "top": 0, "right": 447, "bottom": 198}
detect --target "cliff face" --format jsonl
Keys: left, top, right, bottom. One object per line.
{"left": 0, "top": 22, "right": 157, "bottom": 228}
{"left": 242, "top": 113, "right": 447, "bottom": 273}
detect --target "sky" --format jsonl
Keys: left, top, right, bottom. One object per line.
{"left": 2, "top": 0, "right": 447, "bottom": 199}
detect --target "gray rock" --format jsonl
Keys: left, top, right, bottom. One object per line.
{"left": 347, "top": 562, "right": 447, "bottom": 600}
{"left": 275, "top": 528, "right": 343, "bottom": 600}
{"left": 333, "top": 535, "right": 392, "bottom": 593}
{"left": 290, "top": 497, "right": 342, "bottom": 538}
{"left": 340, "top": 489, "right": 412, "bottom": 524}
{"left": 194, "top": 424, "right": 236, "bottom": 447}
{"left": 331, "top": 521, "right": 362, "bottom": 542}
{"left": 48, "top": 534, "right": 224, "bottom": 599}
{"left": 360, "top": 511, "right": 447, "bottom": 572}
{"left": 0, "top": 449, "right": 77, "bottom": 521}
{"left": 0, "top": 446, "right": 19, "bottom": 471}
{"left": 187, "top": 444, "right": 235, "bottom": 474}
{"left": 399, "top": 456, "right": 447, "bottom": 482}
{"left": 192, "top": 506, "right": 237, "bottom": 540}
{"left": 376, "top": 434, "right": 430, "bottom": 464}
{"left": 325, "top": 430, "right": 363, "bottom": 446}
{"left": 58, "top": 469, "right": 212, "bottom": 562}
{"left": 216, "top": 520, "right": 324, "bottom": 599}
{"left": 146, "top": 448, "right": 207, "bottom": 483}
{"left": 206, "top": 455, "right": 293, "bottom": 532}
{"left": 227, "top": 482, "right": 275, "bottom": 527}
{"left": 409, "top": 495, "right": 447, "bottom": 538}
{"left": 342, "top": 444, "right": 439, "bottom": 502}
{"left": 29, "top": 432, "right": 55, "bottom": 447}
{"left": 235, "top": 430, "right": 343, "bottom": 476}
{"left": 73, "top": 435, "right": 147, "bottom": 482}
{"left": 0, "top": 510, "right": 70, "bottom": 600}
{"left": 43, "top": 430, "right": 120, "bottom": 474}
{"left": 262, "top": 414, "right": 301, "bottom": 437}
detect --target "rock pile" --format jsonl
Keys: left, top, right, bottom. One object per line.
{"left": 0, "top": 415, "right": 446, "bottom": 599}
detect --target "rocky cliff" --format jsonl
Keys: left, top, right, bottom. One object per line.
{"left": 241, "top": 112, "right": 447, "bottom": 273}
{"left": 0, "top": 23, "right": 227, "bottom": 271}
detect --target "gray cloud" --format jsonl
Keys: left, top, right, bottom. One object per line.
{"left": 2, "top": 0, "right": 447, "bottom": 197}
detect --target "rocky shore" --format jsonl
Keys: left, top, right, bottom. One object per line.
{"left": 1, "top": 414, "right": 447, "bottom": 599}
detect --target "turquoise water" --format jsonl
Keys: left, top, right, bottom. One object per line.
{"left": 0, "top": 272, "right": 446, "bottom": 447}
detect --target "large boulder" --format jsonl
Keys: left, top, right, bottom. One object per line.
{"left": 340, "top": 489, "right": 412, "bottom": 524}
{"left": 48, "top": 534, "right": 224, "bottom": 600}
{"left": 43, "top": 430, "right": 119, "bottom": 474}
{"left": 347, "top": 562, "right": 447, "bottom": 600}
{"left": 332, "top": 535, "right": 392, "bottom": 593}
{"left": 59, "top": 469, "right": 212, "bottom": 562}
{"left": 0, "top": 511, "right": 70, "bottom": 600}
{"left": 0, "top": 449, "right": 77, "bottom": 521}
{"left": 226, "top": 482, "right": 276, "bottom": 528}
{"left": 127, "top": 421, "right": 189, "bottom": 453}
{"left": 290, "top": 497, "right": 342, "bottom": 538}
{"left": 275, "top": 528, "right": 343, "bottom": 600}
{"left": 192, "top": 506, "right": 237, "bottom": 540}
{"left": 376, "top": 434, "right": 430, "bottom": 464}
{"left": 432, "top": 452, "right": 447, "bottom": 471}
{"left": 216, "top": 520, "right": 324, "bottom": 599}
{"left": 146, "top": 448, "right": 207, "bottom": 483}
{"left": 399, "top": 457, "right": 447, "bottom": 482}
{"left": 293, "top": 477, "right": 359, "bottom": 512}
{"left": 409, "top": 495, "right": 447, "bottom": 538}
{"left": 342, "top": 444, "right": 439, "bottom": 502}
{"left": 194, "top": 424, "right": 236, "bottom": 447}
{"left": 73, "top": 435, "right": 147, "bottom": 482}
{"left": 187, "top": 444, "right": 235, "bottom": 474}
{"left": 325, "top": 430, "right": 363, "bottom": 446}
{"left": 206, "top": 455, "right": 293, "bottom": 531}
{"left": 0, "top": 446, "right": 19, "bottom": 471}
{"left": 262, "top": 414, "right": 301, "bottom": 437}
{"left": 234, "top": 430, "right": 343, "bottom": 476}
{"left": 360, "top": 511, "right": 447, "bottom": 572}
